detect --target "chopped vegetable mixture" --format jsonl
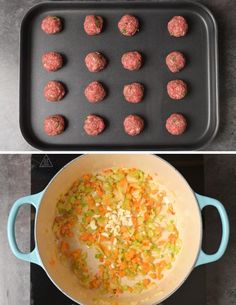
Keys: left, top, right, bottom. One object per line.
{"left": 53, "top": 168, "right": 181, "bottom": 296}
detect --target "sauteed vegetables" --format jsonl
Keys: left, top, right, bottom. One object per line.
{"left": 53, "top": 168, "right": 181, "bottom": 296}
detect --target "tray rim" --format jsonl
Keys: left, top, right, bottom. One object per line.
{"left": 19, "top": 0, "right": 219, "bottom": 151}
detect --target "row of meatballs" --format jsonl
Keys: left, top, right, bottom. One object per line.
{"left": 41, "top": 14, "right": 188, "bottom": 37}
{"left": 43, "top": 79, "right": 187, "bottom": 104}
{"left": 44, "top": 113, "right": 186, "bottom": 137}
{"left": 42, "top": 48, "right": 187, "bottom": 73}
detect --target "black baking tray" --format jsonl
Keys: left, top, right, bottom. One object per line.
{"left": 20, "top": 1, "right": 219, "bottom": 151}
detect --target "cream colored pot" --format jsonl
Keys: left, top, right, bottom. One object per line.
{"left": 8, "top": 155, "right": 229, "bottom": 305}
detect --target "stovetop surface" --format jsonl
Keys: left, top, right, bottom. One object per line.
{"left": 31, "top": 154, "right": 206, "bottom": 305}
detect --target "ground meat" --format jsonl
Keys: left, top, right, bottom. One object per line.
{"left": 123, "top": 82, "right": 144, "bottom": 103}
{"left": 85, "top": 52, "right": 107, "bottom": 72}
{"left": 168, "top": 16, "right": 188, "bottom": 37}
{"left": 44, "top": 115, "right": 65, "bottom": 136}
{"left": 166, "top": 51, "right": 186, "bottom": 73}
{"left": 44, "top": 81, "right": 66, "bottom": 102}
{"left": 118, "top": 15, "right": 139, "bottom": 36}
{"left": 123, "top": 114, "right": 144, "bottom": 136}
{"left": 41, "top": 16, "right": 62, "bottom": 34}
{"left": 42, "top": 51, "right": 63, "bottom": 72}
{"left": 121, "top": 51, "right": 142, "bottom": 71}
{"left": 84, "top": 114, "right": 105, "bottom": 136}
{"left": 166, "top": 113, "right": 187, "bottom": 135}
{"left": 167, "top": 80, "right": 187, "bottom": 100}
{"left": 84, "top": 81, "right": 106, "bottom": 103}
{"left": 84, "top": 15, "right": 103, "bottom": 35}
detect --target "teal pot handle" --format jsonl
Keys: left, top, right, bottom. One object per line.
{"left": 7, "top": 191, "right": 44, "bottom": 266}
{"left": 195, "top": 193, "right": 230, "bottom": 267}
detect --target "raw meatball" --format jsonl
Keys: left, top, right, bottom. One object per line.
{"left": 44, "top": 81, "right": 66, "bottom": 102}
{"left": 84, "top": 15, "right": 103, "bottom": 35}
{"left": 166, "top": 113, "right": 187, "bottom": 135}
{"left": 84, "top": 114, "right": 105, "bottom": 136}
{"left": 41, "top": 16, "right": 62, "bottom": 34}
{"left": 121, "top": 51, "right": 142, "bottom": 71}
{"left": 44, "top": 115, "right": 65, "bottom": 136}
{"left": 42, "top": 51, "right": 63, "bottom": 72}
{"left": 167, "top": 80, "right": 187, "bottom": 100}
{"left": 118, "top": 15, "right": 139, "bottom": 36}
{"left": 123, "top": 82, "right": 144, "bottom": 103}
{"left": 168, "top": 16, "right": 188, "bottom": 37}
{"left": 84, "top": 81, "right": 106, "bottom": 103}
{"left": 123, "top": 114, "right": 144, "bottom": 136}
{"left": 85, "top": 52, "right": 107, "bottom": 72}
{"left": 166, "top": 51, "right": 186, "bottom": 73}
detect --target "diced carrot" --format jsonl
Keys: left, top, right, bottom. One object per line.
{"left": 156, "top": 260, "right": 166, "bottom": 270}
{"left": 133, "top": 256, "right": 141, "bottom": 264}
{"left": 142, "top": 262, "right": 151, "bottom": 274}
{"left": 86, "top": 195, "right": 95, "bottom": 207}
{"left": 120, "top": 226, "right": 128, "bottom": 233}
{"left": 142, "top": 240, "right": 150, "bottom": 247}
{"left": 103, "top": 169, "right": 113, "bottom": 173}
{"left": 150, "top": 273, "right": 157, "bottom": 279}
{"left": 70, "top": 249, "right": 81, "bottom": 259}
{"left": 157, "top": 240, "right": 166, "bottom": 246}
{"left": 89, "top": 278, "right": 101, "bottom": 289}
{"left": 100, "top": 244, "right": 109, "bottom": 256}
{"left": 96, "top": 185, "right": 103, "bottom": 198}
{"left": 98, "top": 265, "right": 105, "bottom": 275}
{"left": 80, "top": 232, "right": 92, "bottom": 241}
{"left": 60, "top": 241, "right": 69, "bottom": 254}
{"left": 146, "top": 198, "right": 155, "bottom": 207}
{"left": 100, "top": 235, "right": 108, "bottom": 242}
{"left": 167, "top": 203, "right": 175, "bottom": 215}
{"left": 132, "top": 215, "right": 138, "bottom": 227}
{"left": 98, "top": 205, "right": 106, "bottom": 215}
{"left": 168, "top": 233, "right": 177, "bottom": 243}
{"left": 113, "top": 248, "right": 119, "bottom": 257}
{"left": 82, "top": 174, "right": 91, "bottom": 181}
{"left": 119, "top": 270, "right": 126, "bottom": 277}
{"left": 143, "top": 278, "right": 150, "bottom": 286}
{"left": 119, "top": 262, "right": 127, "bottom": 270}
{"left": 86, "top": 216, "right": 91, "bottom": 223}
{"left": 76, "top": 207, "right": 82, "bottom": 214}
{"left": 146, "top": 255, "right": 154, "bottom": 263}
{"left": 119, "top": 178, "right": 128, "bottom": 188}
{"left": 156, "top": 226, "right": 162, "bottom": 235}
{"left": 125, "top": 249, "right": 136, "bottom": 260}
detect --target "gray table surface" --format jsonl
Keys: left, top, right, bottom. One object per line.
{"left": 0, "top": 0, "right": 235, "bottom": 151}
{"left": 0, "top": 154, "right": 236, "bottom": 305}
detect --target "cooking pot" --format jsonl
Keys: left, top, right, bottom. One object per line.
{"left": 7, "top": 155, "right": 229, "bottom": 305}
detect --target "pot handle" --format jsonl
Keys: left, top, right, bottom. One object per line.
{"left": 7, "top": 191, "right": 44, "bottom": 266}
{"left": 195, "top": 193, "right": 230, "bottom": 267}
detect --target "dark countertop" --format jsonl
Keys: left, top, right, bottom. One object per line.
{"left": 0, "top": 0, "right": 235, "bottom": 151}
{"left": 0, "top": 154, "right": 236, "bottom": 305}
